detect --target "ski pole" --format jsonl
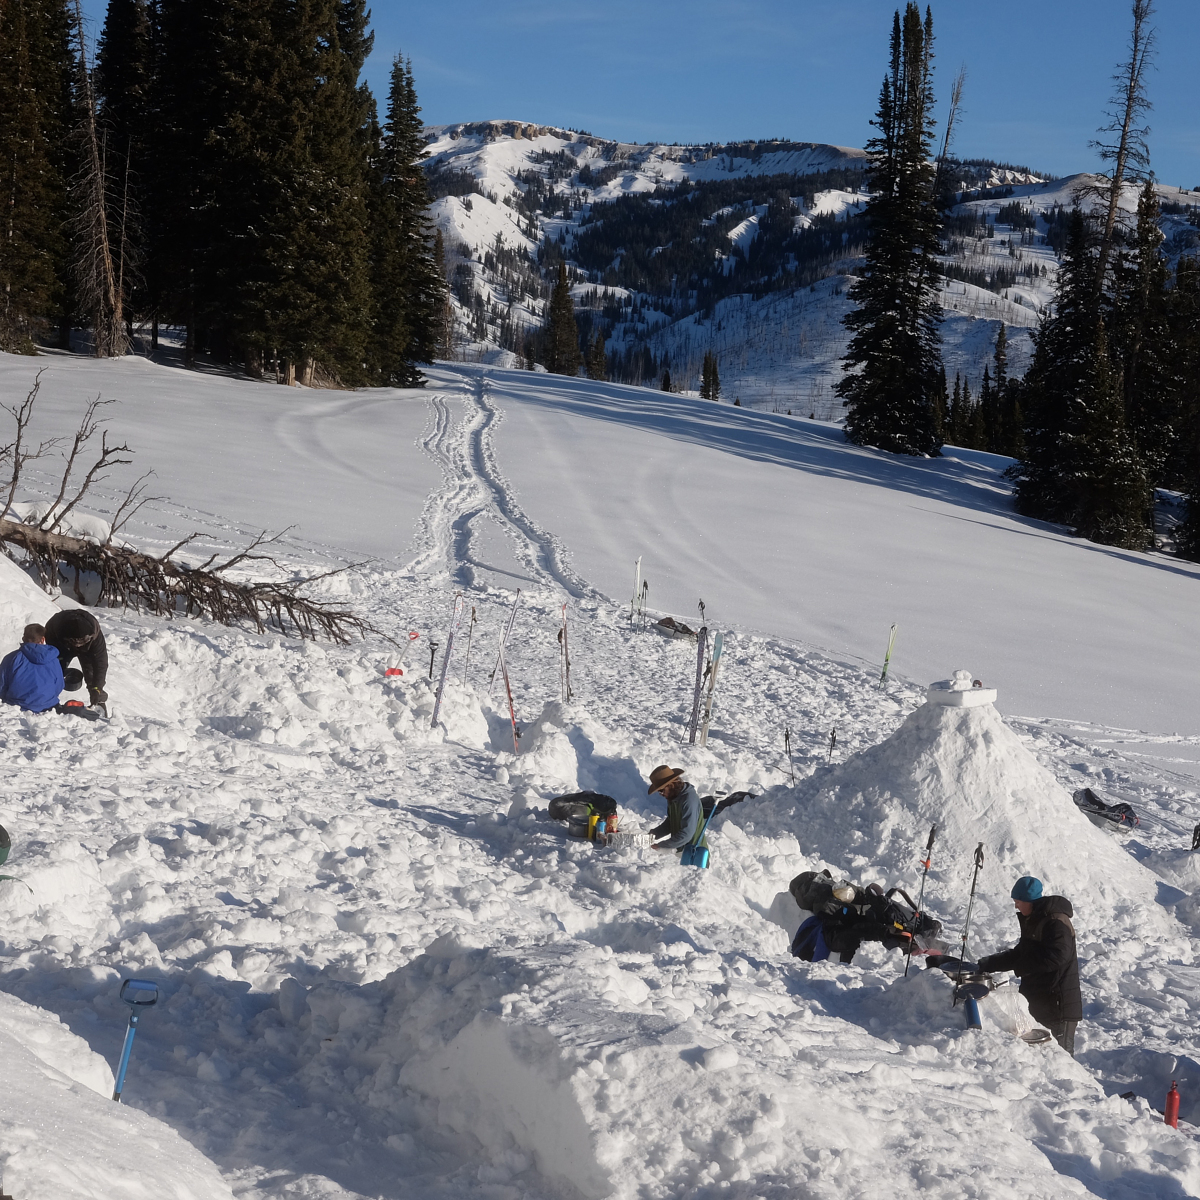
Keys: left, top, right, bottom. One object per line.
{"left": 112, "top": 979, "right": 159, "bottom": 1102}
{"left": 784, "top": 727, "right": 795, "bottom": 785}
{"left": 904, "top": 824, "right": 937, "bottom": 978}
{"left": 640, "top": 581, "right": 649, "bottom": 632}
{"left": 461, "top": 607, "right": 477, "bottom": 682}
{"left": 879, "top": 623, "right": 898, "bottom": 688}
{"left": 957, "top": 843, "right": 985, "bottom": 986}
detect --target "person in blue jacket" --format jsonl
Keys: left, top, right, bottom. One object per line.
{"left": 0, "top": 624, "right": 65, "bottom": 713}
{"left": 646, "top": 765, "right": 708, "bottom": 854}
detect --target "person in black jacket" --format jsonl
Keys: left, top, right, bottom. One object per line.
{"left": 978, "top": 876, "right": 1082, "bottom": 1056}
{"left": 44, "top": 609, "right": 108, "bottom": 708}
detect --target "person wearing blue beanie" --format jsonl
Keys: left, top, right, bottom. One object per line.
{"left": 1011, "top": 876, "right": 1043, "bottom": 903}
{"left": 978, "top": 875, "right": 1082, "bottom": 1055}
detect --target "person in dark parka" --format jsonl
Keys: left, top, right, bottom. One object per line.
{"left": 45, "top": 609, "right": 108, "bottom": 706}
{"left": 978, "top": 875, "right": 1082, "bottom": 1056}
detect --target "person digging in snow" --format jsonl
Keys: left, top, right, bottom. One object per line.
{"left": 0, "top": 624, "right": 66, "bottom": 713}
{"left": 977, "top": 876, "right": 1082, "bottom": 1056}
{"left": 646, "top": 765, "right": 707, "bottom": 855}
{"left": 45, "top": 609, "right": 108, "bottom": 709}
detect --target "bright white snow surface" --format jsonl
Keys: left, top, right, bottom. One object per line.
{"left": 1, "top": 349, "right": 1199, "bottom": 1200}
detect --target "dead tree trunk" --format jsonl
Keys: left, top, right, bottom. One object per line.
{"left": 70, "top": 0, "right": 127, "bottom": 358}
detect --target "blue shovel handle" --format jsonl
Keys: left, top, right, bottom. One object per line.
{"left": 112, "top": 1011, "right": 139, "bottom": 1102}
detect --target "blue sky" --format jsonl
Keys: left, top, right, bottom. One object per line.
{"left": 83, "top": 1, "right": 1200, "bottom": 186}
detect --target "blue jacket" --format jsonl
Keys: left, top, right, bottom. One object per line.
{"left": 0, "top": 642, "right": 65, "bottom": 713}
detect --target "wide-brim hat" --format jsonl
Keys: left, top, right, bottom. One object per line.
{"left": 647, "top": 765, "right": 684, "bottom": 795}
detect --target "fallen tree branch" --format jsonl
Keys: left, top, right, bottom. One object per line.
{"left": 0, "top": 517, "right": 385, "bottom": 645}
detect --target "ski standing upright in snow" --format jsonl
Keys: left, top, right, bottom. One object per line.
{"left": 461, "top": 606, "right": 477, "bottom": 682}
{"left": 879, "top": 623, "right": 898, "bottom": 687}
{"left": 499, "top": 643, "right": 519, "bottom": 754}
{"left": 488, "top": 589, "right": 522, "bottom": 697}
{"left": 558, "top": 603, "right": 572, "bottom": 703}
{"left": 431, "top": 593, "right": 464, "bottom": 727}
{"left": 687, "top": 611, "right": 709, "bottom": 745}
{"left": 698, "top": 631, "right": 723, "bottom": 746}
{"left": 630, "top": 558, "right": 641, "bottom": 626}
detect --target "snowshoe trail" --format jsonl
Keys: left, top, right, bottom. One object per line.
{"left": 407, "top": 372, "right": 605, "bottom": 604}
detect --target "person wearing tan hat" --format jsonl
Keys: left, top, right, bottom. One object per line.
{"left": 646, "top": 765, "right": 707, "bottom": 854}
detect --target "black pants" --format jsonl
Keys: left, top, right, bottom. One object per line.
{"left": 1049, "top": 1020, "right": 1077, "bottom": 1057}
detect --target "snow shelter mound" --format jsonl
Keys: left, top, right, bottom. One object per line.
{"left": 731, "top": 687, "right": 1170, "bottom": 936}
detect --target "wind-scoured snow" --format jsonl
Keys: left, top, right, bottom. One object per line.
{"left": 1, "top": 349, "right": 1199, "bottom": 1199}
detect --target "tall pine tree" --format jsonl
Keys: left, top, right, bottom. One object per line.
{"left": 0, "top": 0, "right": 76, "bottom": 351}
{"left": 836, "top": 4, "right": 943, "bottom": 456}
{"left": 1013, "top": 210, "right": 1151, "bottom": 547}
{"left": 543, "top": 263, "right": 580, "bottom": 375}
{"left": 368, "top": 54, "right": 446, "bottom": 385}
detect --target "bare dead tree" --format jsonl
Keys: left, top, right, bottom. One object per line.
{"left": 933, "top": 65, "right": 968, "bottom": 206}
{"left": 1, "top": 372, "right": 61, "bottom": 522}
{"left": 0, "top": 387, "right": 389, "bottom": 645}
{"left": 69, "top": 0, "right": 128, "bottom": 358}
{"left": 1083, "top": 0, "right": 1156, "bottom": 297}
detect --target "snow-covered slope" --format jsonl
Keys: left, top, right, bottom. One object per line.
{"left": 1, "top": 349, "right": 1200, "bottom": 1199}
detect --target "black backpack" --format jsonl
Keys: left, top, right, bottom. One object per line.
{"left": 547, "top": 791, "right": 617, "bottom": 839}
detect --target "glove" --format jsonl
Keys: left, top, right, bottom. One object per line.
{"left": 977, "top": 955, "right": 997, "bottom": 973}
{"left": 89, "top": 686, "right": 108, "bottom": 706}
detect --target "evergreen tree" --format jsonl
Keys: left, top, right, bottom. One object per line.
{"left": 932, "top": 365, "right": 947, "bottom": 443}
{"left": 1014, "top": 211, "right": 1102, "bottom": 523}
{"left": 966, "top": 381, "right": 985, "bottom": 449}
{"left": 836, "top": 4, "right": 943, "bottom": 456}
{"left": 661, "top": 368, "right": 672, "bottom": 392}
{"left": 700, "top": 349, "right": 721, "bottom": 400}
{"left": 543, "top": 262, "right": 580, "bottom": 375}
{"left": 1112, "top": 178, "right": 1179, "bottom": 487}
{"left": 0, "top": 0, "right": 76, "bottom": 351}
{"left": 1013, "top": 211, "right": 1151, "bottom": 547}
{"left": 949, "top": 374, "right": 967, "bottom": 445}
{"left": 1074, "top": 320, "right": 1152, "bottom": 548}
{"left": 586, "top": 328, "right": 607, "bottom": 380}
{"left": 1172, "top": 256, "right": 1200, "bottom": 560}
{"left": 367, "top": 54, "right": 445, "bottom": 385}
{"left": 980, "top": 366, "right": 997, "bottom": 450}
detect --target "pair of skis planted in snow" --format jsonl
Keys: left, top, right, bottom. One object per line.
{"left": 431, "top": 589, "right": 521, "bottom": 754}
{"left": 686, "top": 606, "right": 723, "bottom": 747}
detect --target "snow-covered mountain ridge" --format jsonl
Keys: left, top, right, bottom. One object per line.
{"left": 425, "top": 120, "right": 1200, "bottom": 410}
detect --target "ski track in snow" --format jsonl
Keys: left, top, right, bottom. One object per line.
{"left": 407, "top": 371, "right": 606, "bottom": 605}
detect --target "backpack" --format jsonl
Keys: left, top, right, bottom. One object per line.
{"left": 547, "top": 792, "right": 618, "bottom": 839}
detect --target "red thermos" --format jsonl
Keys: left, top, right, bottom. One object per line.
{"left": 1165, "top": 1081, "right": 1180, "bottom": 1128}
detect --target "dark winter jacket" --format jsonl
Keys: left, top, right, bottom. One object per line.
{"left": 981, "top": 896, "right": 1082, "bottom": 1025}
{"left": 45, "top": 609, "right": 107, "bottom": 698}
{"left": 0, "top": 642, "right": 65, "bottom": 713}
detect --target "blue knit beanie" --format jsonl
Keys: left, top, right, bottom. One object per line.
{"left": 1011, "top": 876, "right": 1043, "bottom": 902}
